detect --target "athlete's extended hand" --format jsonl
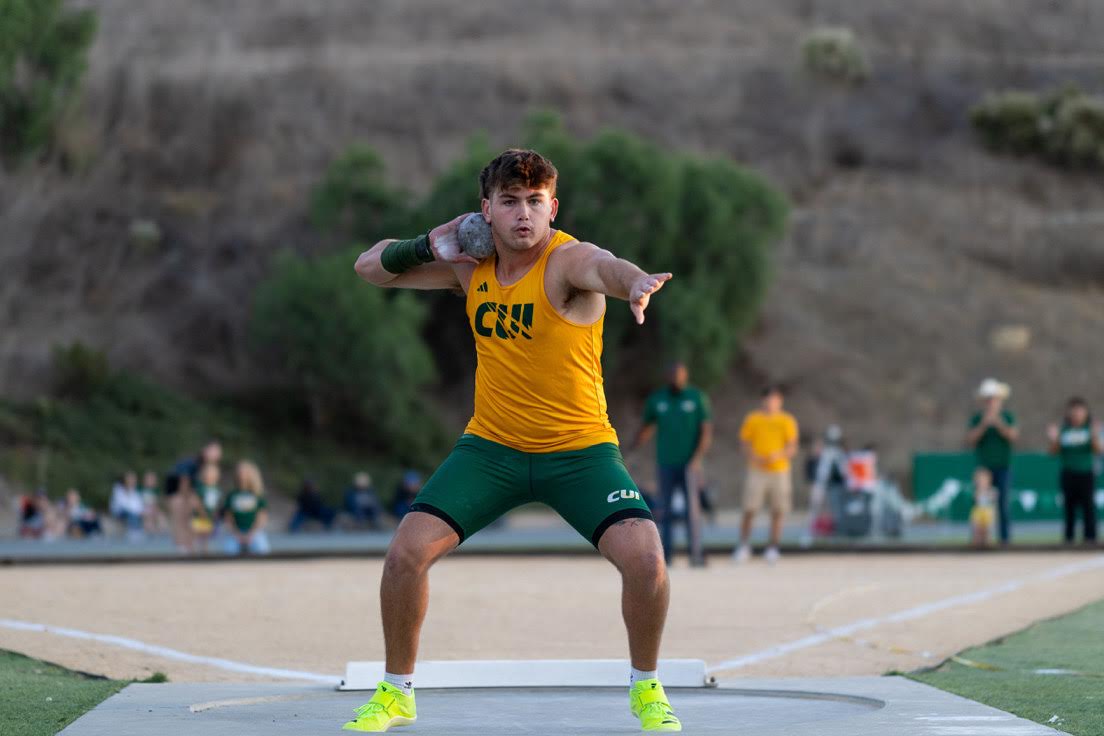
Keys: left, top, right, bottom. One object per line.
{"left": 429, "top": 214, "right": 479, "bottom": 264}
{"left": 629, "top": 272, "right": 672, "bottom": 324}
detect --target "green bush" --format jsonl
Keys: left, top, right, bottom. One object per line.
{"left": 250, "top": 249, "right": 445, "bottom": 462}
{"left": 508, "top": 113, "right": 787, "bottom": 386}
{"left": 971, "top": 85, "right": 1104, "bottom": 168}
{"left": 310, "top": 144, "right": 408, "bottom": 238}
{"left": 970, "top": 91, "right": 1045, "bottom": 154}
{"left": 0, "top": 368, "right": 246, "bottom": 506}
{"left": 51, "top": 342, "right": 109, "bottom": 400}
{"left": 0, "top": 0, "right": 97, "bottom": 162}
{"left": 1046, "top": 93, "right": 1104, "bottom": 167}
{"left": 315, "top": 113, "right": 788, "bottom": 388}
{"left": 0, "top": 367, "right": 388, "bottom": 507}
{"left": 2, "top": 344, "right": 413, "bottom": 506}
{"left": 800, "top": 27, "right": 869, "bottom": 86}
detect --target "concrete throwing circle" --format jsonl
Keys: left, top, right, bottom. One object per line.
{"left": 174, "top": 686, "right": 883, "bottom": 735}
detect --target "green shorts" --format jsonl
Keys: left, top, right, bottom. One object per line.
{"left": 411, "top": 434, "right": 653, "bottom": 547}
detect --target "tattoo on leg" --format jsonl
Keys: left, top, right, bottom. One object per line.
{"left": 613, "top": 519, "right": 646, "bottom": 529}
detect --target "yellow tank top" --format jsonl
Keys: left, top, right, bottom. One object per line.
{"left": 464, "top": 230, "right": 618, "bottom": 452}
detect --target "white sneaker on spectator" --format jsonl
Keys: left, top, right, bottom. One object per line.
{"left": 765, "top": 546, "right": 781, "bottom": 566}
{"left": 733, "top": 544, "right": 751, "bottom": 564}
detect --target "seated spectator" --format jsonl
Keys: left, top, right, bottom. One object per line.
{"left": 391, "top": 470, "right": 423, "bottom": 520}
{"left": 43, "top": 493, "right": 69, "bottom": 540}
{"left": 18, "top": 491, "right": 46, "bottom": 539}
{"left": 344, "top": 471, "right": 382, "bottom": 529}
{"left": 289, "top": 479, "right": 336, "bottom": 532}
{"left": 65, "top": 488, "right": 102, "bottom": 538}
{"left": 110, "top": 471, "right": 145, "bottom": 541}
{"left": 164, "top": 472, "right": 195, "bottom": 554}
{"left": 139, "top": 470, "right": 165, "bottom": 535}
{"left": 221, "top": 460, "right": 270, "bottom": 555}
{"left": 808, "top": 425, "right": 848, "bottom": 540}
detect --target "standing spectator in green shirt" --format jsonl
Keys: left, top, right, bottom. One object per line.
{"left": 1047, "top": 397, "right": 1101, "bottom": 545}
{"left": 632, "top": 362, "right": 713, "bottom": 563}
{"left": 966, "top": 379, "right": 1019, "bottom": 544}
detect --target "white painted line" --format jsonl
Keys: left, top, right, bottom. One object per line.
{"left": 0, "top": 618, "right": 339, "bottom": 684}
{"left": 708, "top": 555, "right": 1104, "bottom": 674}
{"left": 190, "top": 694, "right": 321, "bottom": 713}
{"left": 916, "top": 716, "right": 1014, "bottom": 721}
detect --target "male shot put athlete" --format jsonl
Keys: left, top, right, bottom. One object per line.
{"left": 346, "top": 149, "right": 681, "bottom": 732}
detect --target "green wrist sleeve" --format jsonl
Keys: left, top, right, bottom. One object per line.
{"left": 380, "top": 234, "right": 434, "bottom": 274}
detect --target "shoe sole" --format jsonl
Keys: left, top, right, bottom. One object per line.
{"left": 342, "top": 715, "right": 416, "bottom": 732}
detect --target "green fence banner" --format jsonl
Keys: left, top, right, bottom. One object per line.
{"left": 912, "top": 452, "right": 1104, "bottom": 521}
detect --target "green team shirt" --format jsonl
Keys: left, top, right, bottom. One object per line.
{"left": 195, "top": 483, "right": 222, "bottom": 516}
{"left": 1058, "top": 423, "right": 1096, "bottom": 473}
{"left": 643, "top": 386, "right": 711, "bottom": 466}
{"left": 222, "top": 490, "right": 267, "bottom": 533}
{"left": 969, "top": 410, "right": 1016, "bottom": 469}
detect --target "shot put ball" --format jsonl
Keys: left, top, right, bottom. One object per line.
{"left": 458, "top": 214, "right": 495, "bottom": 260}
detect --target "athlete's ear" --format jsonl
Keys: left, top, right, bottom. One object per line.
{"left": 481, "top": 198, "right": 491, "bottom": 222}
{"left": 550, "top": 197, "right": 558, "bottom": 222}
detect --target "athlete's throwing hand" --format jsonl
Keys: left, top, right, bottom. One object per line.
{"left": 629, "top": 272, "right": 672, "bottom": 325}
{"left": 429, "top": 214, "right": 480, "bottom": 264}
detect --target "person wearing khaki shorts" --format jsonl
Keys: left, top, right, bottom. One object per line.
{"left": 734, "top": 386, "right": 799, "bottom": 565}
{"left": 743, "top": 467, "right": 793, "bottom": 516}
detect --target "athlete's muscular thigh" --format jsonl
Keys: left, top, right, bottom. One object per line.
{"left": 386, "top": 512, "right": 459, "bottom": 572}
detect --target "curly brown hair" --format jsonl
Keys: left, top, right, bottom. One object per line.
{"left": 479, "top": 149, "right": 558, "bottom": 200}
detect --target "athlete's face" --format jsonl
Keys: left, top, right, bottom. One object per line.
{"left": 483, "top": 184, "right": 558, "bottom": 253}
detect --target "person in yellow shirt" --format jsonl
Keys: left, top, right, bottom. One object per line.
{"left": 734, "top": 386, "right": 799, "bottom": 565}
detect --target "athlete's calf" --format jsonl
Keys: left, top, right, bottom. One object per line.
{"left": 598, "top": 517, "right": 670, "bottom": 672}
{"left": 380, "top": 512, "right": 460, "bottom": 674}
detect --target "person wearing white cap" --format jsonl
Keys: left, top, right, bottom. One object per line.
{"left": 966, "top": 378, "right": 1018, "bottom": 543}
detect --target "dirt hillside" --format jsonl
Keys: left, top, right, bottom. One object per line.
{"left": 3, "top": 0, "right": 1104, "bottom": 495}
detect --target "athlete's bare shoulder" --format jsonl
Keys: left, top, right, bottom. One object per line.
{"left": 547, "top": 239, "right": 602, "bottom": 271}
{"left": 547, "top": 239, "right": 614, "bottom": 286}
{"left": 546, "top": 240, "right": 607, "bottom": 322}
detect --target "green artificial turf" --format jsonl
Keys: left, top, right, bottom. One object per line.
{"left": 911, "top": 597, "right": 1104, "bottom": 736}
{"left": 0, "top": 650, "right": 127, "bottom": 736}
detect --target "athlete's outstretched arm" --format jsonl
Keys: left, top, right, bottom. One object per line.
{"left": 558, "top": 242, "right": 672, "bottom": 324}
{"left": 355, "top": 214, "right": 478, "bottom": 291}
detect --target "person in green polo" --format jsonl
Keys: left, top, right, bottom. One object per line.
{"left": 1047, "top": 397, "right": 1101, "bottom": 544}
{"left": 966, "top": 378, "right": 1019, "bottom": 544}
{"left": 633, "top": 361, "right": 713, "bottom": 563}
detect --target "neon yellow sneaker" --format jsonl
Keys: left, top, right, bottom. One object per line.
{"left": 630, "top": 678, "right": 682, "bottom": 732}
{"left": 342, "top": 681, "right": 416, "bottom": 732}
